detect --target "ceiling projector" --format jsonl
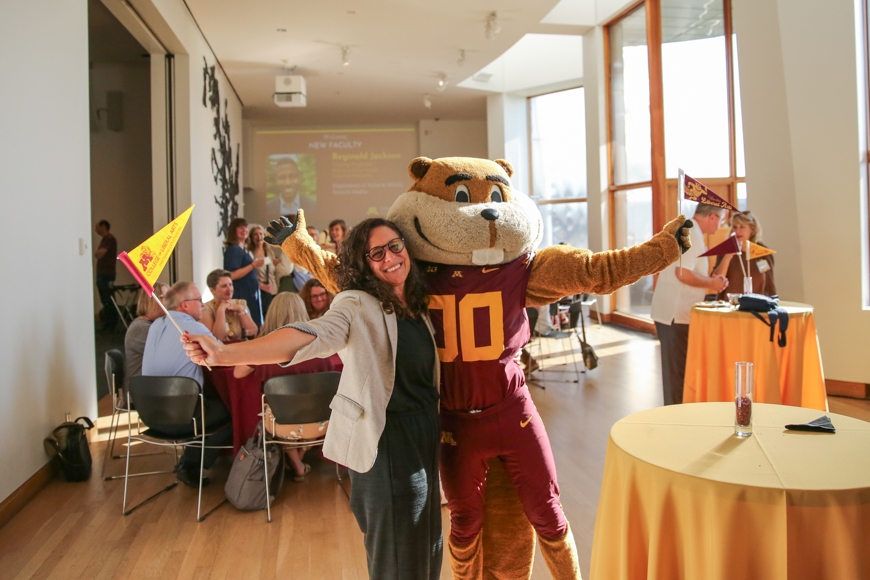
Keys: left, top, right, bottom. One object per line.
{"left": 274, "top": 75, "right": 306, "bottom": 107}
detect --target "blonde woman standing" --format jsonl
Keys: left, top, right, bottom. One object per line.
{"left": 713, "top": 211, "right": 777, "bottom": 297}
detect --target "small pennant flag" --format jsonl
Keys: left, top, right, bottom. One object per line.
{"left": 699, "top": 234, "right": 741, "bottom": 257}
{"left": 683, "top": 173, "right": 739, "bottom": 212}
{"left": 748, "top": 241, "right": 776, "bottom": 260}
{"left": 117, "top": 205, "right": 194, "bottom": 296}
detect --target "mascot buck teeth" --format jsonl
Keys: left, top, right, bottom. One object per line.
{"left": 268, "top": 156, "right": 691, "bottom": 579}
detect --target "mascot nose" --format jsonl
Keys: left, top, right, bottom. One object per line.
{"left": 481, "top": 208, "right": 499, "bottom": 221}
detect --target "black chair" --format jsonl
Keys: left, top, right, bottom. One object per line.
{"left": 101, "top": 350, "right": 161, "bottom": 480}
{"left": 260, "top": 372, "right": 341, "bottom": 522}
{"left": 123, "top": 376, "right": 232, "bottom": 521}
{"left": 102, "top": 350, "right": 126, "bottom": 480}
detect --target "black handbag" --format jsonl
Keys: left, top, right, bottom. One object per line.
{"left": 738, "top": 293, "right": 789, "bottom": 347}
{"left": 225, "top": 422, "right": 285, "bottom": 511}
{"left": 43, "top": 416, "right": 94, "bottom": 482}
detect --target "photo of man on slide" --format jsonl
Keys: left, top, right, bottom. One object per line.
{"left": 266, "top": 154, "right": 317, "bottom": 216}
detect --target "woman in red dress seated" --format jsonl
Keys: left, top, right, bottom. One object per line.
{"left": 234, "top": 292, "right": 342, "bottom": 481}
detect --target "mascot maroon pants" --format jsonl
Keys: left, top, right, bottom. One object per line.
{"left": 439, "top": 386, "right": 568, "bottom": 544}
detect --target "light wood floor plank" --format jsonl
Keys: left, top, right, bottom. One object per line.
{"left": 2, "top": 324, "right": 867, "bottom": 579}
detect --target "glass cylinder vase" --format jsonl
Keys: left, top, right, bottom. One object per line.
{"left": 735, "top": 362, "right": 754, "bottom": 437}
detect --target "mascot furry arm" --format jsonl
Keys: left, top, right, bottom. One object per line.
{"left": 526, "top": 224, "right": 684, "bottom": 306}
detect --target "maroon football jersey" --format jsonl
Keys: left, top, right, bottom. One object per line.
{"left": 423, "top": 254, "right": 533, "bottom": 411}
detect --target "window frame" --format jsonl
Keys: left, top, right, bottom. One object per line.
{"left": 527, "top": 86, "right": 589, "bottom": 244}
{"left": 863, "top": 0, "right": 870, "bottom": 302}
{"left": 604, "top": 0, "right": 746, "bottom": 332}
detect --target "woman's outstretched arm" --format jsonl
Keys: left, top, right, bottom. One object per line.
{"left": 182, "top": 327, "right": 315, "bottom": 368}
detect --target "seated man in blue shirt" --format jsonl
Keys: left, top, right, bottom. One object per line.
{"left": 142, "top": 281, "right": 232, "bottom": 487}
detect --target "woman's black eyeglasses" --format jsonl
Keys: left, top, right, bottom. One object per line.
{"left": 366, "top": 238, "right": 405, "bottom": 262}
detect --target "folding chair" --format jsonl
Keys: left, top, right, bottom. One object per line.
{"left": 123, "top": 376, "right": 232, "bottom": 521}
{"left": 528, "top": 303, "right": 587, "bottom": 384}
{"left": 110, "top": 284, "right": 139, "bottom": 330}
{"left": 260, "top": 372, "right": 341, "bottom": 522}
{"left": 101, "top": 350, "right": 162, "bottom": 480}
{"left": 576, "top": 293, "right": 602, "bottom": 327}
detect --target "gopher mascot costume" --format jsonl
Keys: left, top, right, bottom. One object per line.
{"left": 267, "top": 157, "right": 690, "bottom": 579}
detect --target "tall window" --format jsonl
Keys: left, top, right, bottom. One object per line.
{"left": 529, "top": 87, "right": 588, "bottom": 249}
{"left": 605, "top": 0, "right": 746, "bottom": 326}
{"left": 609, "top": 5, "right": 654, "bottom": 317}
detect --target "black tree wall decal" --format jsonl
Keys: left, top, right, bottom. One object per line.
{"left": 203, "top": 57, "right": 240, "bottom": 239}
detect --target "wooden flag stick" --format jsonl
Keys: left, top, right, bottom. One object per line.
{"left": 153, "top": 294, "right": 212, "bottom": 371}
{"left": 745, "top": 240, "right": 750, "bottom": 279}
{"left": 737, "top": 246, "right": 748, "bottom": 278}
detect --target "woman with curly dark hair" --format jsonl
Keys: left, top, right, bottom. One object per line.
{"left": 181, "top": 218, "right": 442, "bottom": 580}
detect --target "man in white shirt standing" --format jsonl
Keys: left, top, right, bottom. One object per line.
{"left": 651, "top": 205, "right": 728, "bottom": 405}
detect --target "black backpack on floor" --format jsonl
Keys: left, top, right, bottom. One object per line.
{"left": 44, "top": 416, "right": 95, "bottom": 482}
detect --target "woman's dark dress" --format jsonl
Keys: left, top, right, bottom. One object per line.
{"left": 347, "top": 316, "right": 442, "bottom": 580}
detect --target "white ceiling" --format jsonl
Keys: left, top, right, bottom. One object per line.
{"left": 184, "top": 0, "right": 593, "bottom": 126}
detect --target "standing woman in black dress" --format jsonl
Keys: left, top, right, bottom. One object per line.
{"left": 183, "top": 218, "right": 442, "bottom": 580}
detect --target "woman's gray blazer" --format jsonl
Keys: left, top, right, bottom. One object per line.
{"left": 287, "top": 290, "right": 439, "bottom": 473}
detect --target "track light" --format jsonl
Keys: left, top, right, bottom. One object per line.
{"left": 423, "top": 94, "right": 432, "bottom": 109}
{"left": 341, "top": 45, "right": 350, "bottom": 66}
{"left": 485, "top": 12, "right": 501, "bottom": 40}
{"left": 437, "top": 74, "right": 448, "bottom": 92}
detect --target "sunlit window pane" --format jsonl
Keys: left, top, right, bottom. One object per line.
{"left": 538, "top": 202, "right": 588, "bottom": 250}
{"left": 733, "top": 33, "right": 746, "bottom": 177}
{"left": 737, "top": 182, "right": 747, "bottom": 211}
{"left": 610, "top": 7, "right": 651, "bottom": 185}
{"left": 530, "top": 88, "right": 587, "bottom": 200}
{"left": 614, "top": 187, "right": 654, "bottom": 317}
{"left": 662, "top": 0, "right": 729, "bottom": 178}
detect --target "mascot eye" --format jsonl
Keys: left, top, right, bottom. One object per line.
{"left": 454, "top": 184, "right": 470, "bottom": 203}
{"left": 490, "top": 184, "right": 504, "bottom": 203}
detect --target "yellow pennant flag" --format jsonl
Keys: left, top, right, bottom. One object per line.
{"left": 748, "top": 241, "right": 776, "bottom": 260}
{"left": 117, "top": 205, "right": 194, "bottom": 296}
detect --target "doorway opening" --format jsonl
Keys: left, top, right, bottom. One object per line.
{"left": 88, "top": 0, "right": 153, "bottom": 402}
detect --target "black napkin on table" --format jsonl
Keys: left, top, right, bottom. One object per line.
{"left": 785, "top": 416, "right": 836, "bottom": 433}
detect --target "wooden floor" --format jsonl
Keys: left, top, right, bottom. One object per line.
{"left": 2, "top": 324, "right": 868, "bottom": 579}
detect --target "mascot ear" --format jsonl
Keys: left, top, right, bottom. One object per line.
{"left": 494, "top": 159, "right": 514, "bottom": 178}
{"left": 409, "top": 157, "right": 433, "bottom": 180}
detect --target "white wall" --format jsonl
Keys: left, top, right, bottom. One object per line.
{"left": 418, "top": 119, "right": 488, "bottom": 160}
{"left": 135, "top": 0, "right": 244, "bottom": 292}
{"left": 487, "top": 93, "right": 530, "bottom": 194}
{"left": 0, "top": 0, "right": 97, "bottom": 502}
{"left": 733, "top": 0, "right": 870, "bottom": 383}
{"left": 89, "top": 62, "right": 153, "bottom": 310}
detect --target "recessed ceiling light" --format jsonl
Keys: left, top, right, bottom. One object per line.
{"left": 277, "top": 28, "right": 286, "bottom": 32}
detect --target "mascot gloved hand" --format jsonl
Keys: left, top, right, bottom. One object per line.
{"left": 272, "top": 157, "right": 688, "bottom": 580}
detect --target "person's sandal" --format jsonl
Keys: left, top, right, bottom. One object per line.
{"left": 294, "top": 463, "right": 311, "bottom": 482}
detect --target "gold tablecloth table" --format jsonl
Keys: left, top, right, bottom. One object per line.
{"left": 589, "top": 403, "right": 870, "bottom": 580}
{"left": 683, "top": 301, "right": 827, "bottom": 410}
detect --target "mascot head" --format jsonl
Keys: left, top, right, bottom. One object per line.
{"left": 386, "top": 157, "right": 543, "bottom": 266}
